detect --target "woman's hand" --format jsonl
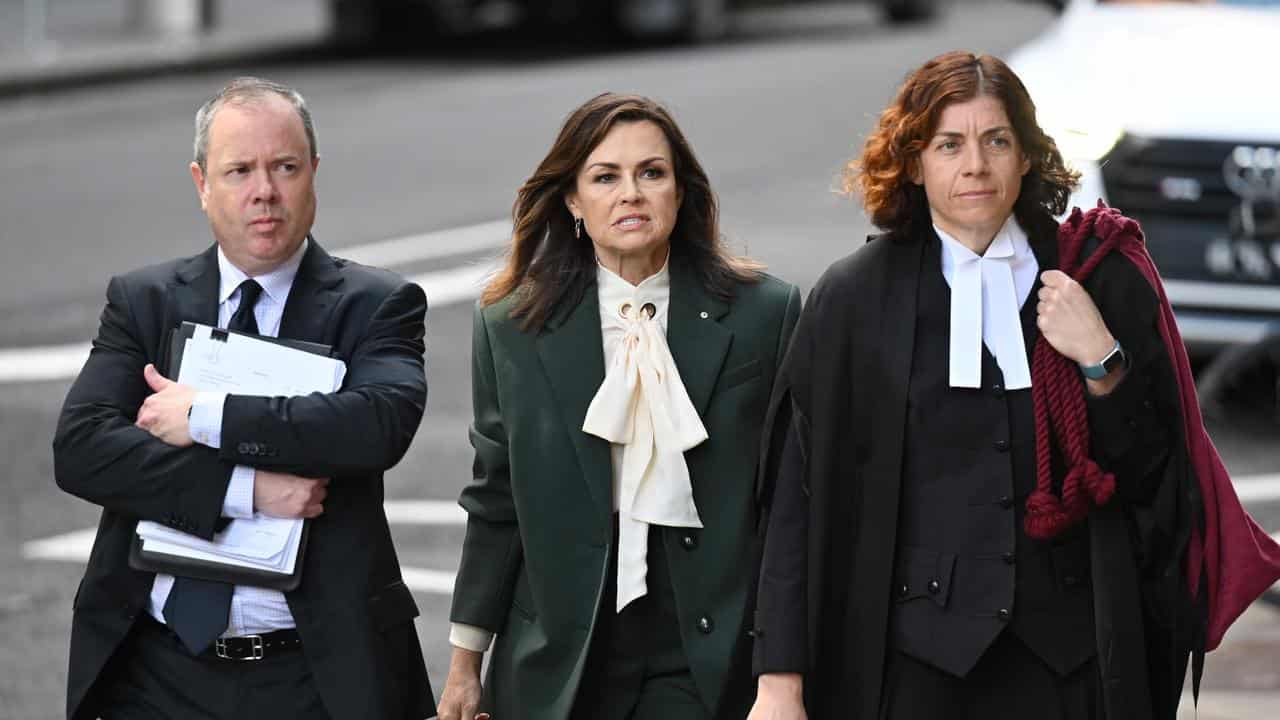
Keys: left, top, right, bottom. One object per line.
{"left": 1036, "top": 270, "right": 1125, "bottom": 394}
{"left": 436, "top": 647, "right": 489, "bottom": 720}
{"left": 747, "top": 673, "right": 807, "bottom": 720}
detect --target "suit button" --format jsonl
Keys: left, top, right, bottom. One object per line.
{"left": 997, "top": 608, "right": 1011, "bottom": 622}
{"left": 927, "top": 580, "right": 940, "bottom": 595}
{"left": 237, "top": 442, "right": 251, "bottom": 454}
{"left": 1063, "top": 575, "right": 1080, "bottom": 587}
{"left": 1002, "top": 552, "right": 1016, "bottom": 565}
{"left": 991, "top": 384, "right": 1005, "bottom": 397}
{"left": 993, "top": 439, "right": 1010, "bottom": 452}
{"left": 897, "top": 583, "right": 909, "bottom": 598}
{"left": 1143, "top": 399, "right": 1154, "bottom": 410}
{"left": 681, "top": 534, "right": 698, "bottom": 550}
{"left": 999, "top": 496, "right": 1014, "bottom": 509}
{"left": 697, "top": 616, "right": 714, "bottom": 634}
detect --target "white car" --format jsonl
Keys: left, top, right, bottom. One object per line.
{"left": 1009, "top": 0, "right": 1280, "bottom": 355}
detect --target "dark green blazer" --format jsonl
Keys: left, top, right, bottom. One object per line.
{"left": 450, "top": 260, "right": 800, "bottom": 718}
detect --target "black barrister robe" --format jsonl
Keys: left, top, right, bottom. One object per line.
{"left": 751, "top": 215, "right": 1199, "bottom": 720}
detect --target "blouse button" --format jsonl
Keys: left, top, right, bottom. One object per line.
{"left": 699, "top": 311, "right": 709, "bottom": 319}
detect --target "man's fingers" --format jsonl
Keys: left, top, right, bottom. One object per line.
{"left": 143, "top": 363, "right": 171, "bottom": 392}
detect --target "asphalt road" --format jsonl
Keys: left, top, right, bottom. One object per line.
{"left": 2, "top": 2, "right": 1278, "bottom": 718}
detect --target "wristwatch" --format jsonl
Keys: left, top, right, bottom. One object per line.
{"left": 1079, "top": 340, "right": 1128, "bottom": 380}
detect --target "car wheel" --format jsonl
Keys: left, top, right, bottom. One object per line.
{"left": 329, "top": 0, "right": 440, "bottom": 49}
{"left": 615, "top": 0, "right": 729, "bottom": 43}
{"left": 881, "top": 0, "right": 938, "bottom": 24}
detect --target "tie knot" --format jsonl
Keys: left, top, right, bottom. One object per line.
{"left": 237, "top": 279, "right": 264, "bottom": 307}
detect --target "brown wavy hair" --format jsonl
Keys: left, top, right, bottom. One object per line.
{"left": 844, "top": 51, "right": 1080, "bottom": 237}
{"left": 482, "top": 92, "right": 762, "bottom": 333}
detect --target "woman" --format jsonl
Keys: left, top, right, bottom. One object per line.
{"left": 746, "top": 51, "right": 1230, "bottom": 719}
{"left": 437, "top": 92, "right": 801, "bottom": 720}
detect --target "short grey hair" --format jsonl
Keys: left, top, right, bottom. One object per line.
{"left": 193, "top": 77, "right": 318, "bottom": 173}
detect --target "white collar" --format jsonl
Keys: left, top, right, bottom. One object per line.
{"left": 935, "top": 216, "right": 1035, "bottom": 390}
{"left": 595, "top": 256, "right": 672, "bottom": 325}
{"left": 215, "top": 237, "right": 309, "bottom": 306}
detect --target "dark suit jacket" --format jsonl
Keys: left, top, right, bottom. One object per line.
{"left": 753, "top": 217, "right": 1191, "bottom": 719}
{"left": 52, "top": 240, "right": 435, "bottom": 720}
{"left": 449, "top": 259, "right": 801, "bottom": 719}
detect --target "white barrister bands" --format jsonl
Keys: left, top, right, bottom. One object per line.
{"left": 583, "top": 260, "right": 708, "bottom": 613}
{"left": 937, "top": 215, "right": 1038, "bottom": 390}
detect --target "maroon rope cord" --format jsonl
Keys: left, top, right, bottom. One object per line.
{"left": 1023, "top": 221, "right": 1121, "bottom": 539}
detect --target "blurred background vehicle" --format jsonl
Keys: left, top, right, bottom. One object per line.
{"left": 1009, "top": 0, "right": 1280, "bottom": 415}
{"left": 330, "top": 0, "right": 943, "bottom": 46}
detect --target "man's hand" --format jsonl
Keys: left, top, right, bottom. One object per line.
{"left": 135, "top": 364, "right": 195, "bottom": 447}
{"left": 437, "top": 647, "right": 488, "bottom": 720}
{"left": 253, "top": 470, "right": 329, "bottom": 519}
{"left": 747, "top": 673, "right": 807, "bottom": 720}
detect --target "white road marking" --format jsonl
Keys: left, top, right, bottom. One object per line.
{"left": 1234, "top": 474, "right": 1280, "bottom": 503}
{"left": 21, "top": 527, "right": 98, "bottom": 562}
{"left": 401, "top": 567, "right": 456, "bottom": 594}
{"left": 0, "top": 220, "right": 508, "bottom": 384}
{"left": 0, "top": 342, "right": 92, "bottom": 384}
{"left": 337, "top": 220, "right": 510, "bottom": 268}
{"left": 383, "top": 499, "right": 466, "bottom": 525}
{"left": 408, "top": 260, "right": 498, "bottom": 309}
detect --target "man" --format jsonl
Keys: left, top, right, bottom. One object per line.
{"left": 52, "top": 77, "right": 435, "bottom": 719}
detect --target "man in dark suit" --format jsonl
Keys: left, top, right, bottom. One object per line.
{"left": 52, "top": 77, "right": 435, "bottom": 720}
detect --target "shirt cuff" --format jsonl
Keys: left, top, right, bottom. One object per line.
{"left": 188, "top": 391, "right": 228, "bottom": 448}
{"left": 449, "top": 623, "right": 494, "bottom": 653}
{"left": 221, "top": 465, "right": 256, "bottom": 519}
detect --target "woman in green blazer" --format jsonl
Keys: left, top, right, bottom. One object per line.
{"left": 436, "top": 93, "right": 800, "bottom": 720}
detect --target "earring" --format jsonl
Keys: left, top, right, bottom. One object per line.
{"left": 574, "top": 217, "right": 583, "bottom": 239}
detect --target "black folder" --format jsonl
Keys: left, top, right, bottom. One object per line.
{"left": 127, "top": 322, "right": 335, "bottom": 592}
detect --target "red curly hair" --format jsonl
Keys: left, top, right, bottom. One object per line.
{"left": 845, "top": 51, "right": 1079, "bottom": 236}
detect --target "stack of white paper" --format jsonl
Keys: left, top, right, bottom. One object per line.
{"left": 138, "top": 514, "right": 304, "bottom": 574}
{"left": 138, "top": 323, "right": 347, "bottom": 577}
{"left": 174, "top": 326, "right": 346, "bottom": 396}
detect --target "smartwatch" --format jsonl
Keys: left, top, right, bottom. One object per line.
{"left": 1079, "top": 340, "right": 1127, "bottom": 380}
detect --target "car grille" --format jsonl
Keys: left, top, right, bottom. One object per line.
{"left": 1100, "top": 136, "right": 1240, "bottom": 220}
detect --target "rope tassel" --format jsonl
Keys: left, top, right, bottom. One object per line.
{"left": 1024, "top": 203, "right": 1124, "bottom": 540}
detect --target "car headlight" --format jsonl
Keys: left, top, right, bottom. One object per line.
{"left": 1038, "top": 116, "right": 1123, "bottom": 164}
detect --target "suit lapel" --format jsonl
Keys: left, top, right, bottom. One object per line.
{"left": 871, "top": 233, "right": 923, "bottom": 483}
{"left": 535, "top": 285, "right": 613, "bottom": 518}
{"left": 666, "top": 260, "right": 732, "bottom": 418}
{"left": 171, "top": 245, "right": 221, "bottom": 329}
{"left": 1021, "top": 221, "right": 1060, "bottom": 356}
{"left": 280, "top": 237, "right": 342, "bottom": 345}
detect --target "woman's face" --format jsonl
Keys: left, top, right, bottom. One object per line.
{"left": 912, "top": 95, "right": 1030, "bottom": 249}
{"left": 565, "top": 120, "right": 682, "bottom": 273}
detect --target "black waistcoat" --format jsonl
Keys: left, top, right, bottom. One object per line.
{"left": 889, "top": 235, "right": 1096, "bottom": 678}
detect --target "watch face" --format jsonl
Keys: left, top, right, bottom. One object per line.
{"left": 1102, "top": 346, "right": 1126, "bottom": 373}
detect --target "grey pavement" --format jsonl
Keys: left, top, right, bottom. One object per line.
{"left": 0, "top": 0, "right": 327, "bottom": 95}
{"left": 1, "top": 1, "right": 1279, "bottom": 718}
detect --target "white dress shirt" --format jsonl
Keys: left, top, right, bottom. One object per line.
{"left": 450, "top": 257, "right": 708, "bottom": 652}
{"left": 936, "top": 215, "right": 1038, "bottom": 389}
{"left": 148, "top": 238, "right": 308, "bottom": 637}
